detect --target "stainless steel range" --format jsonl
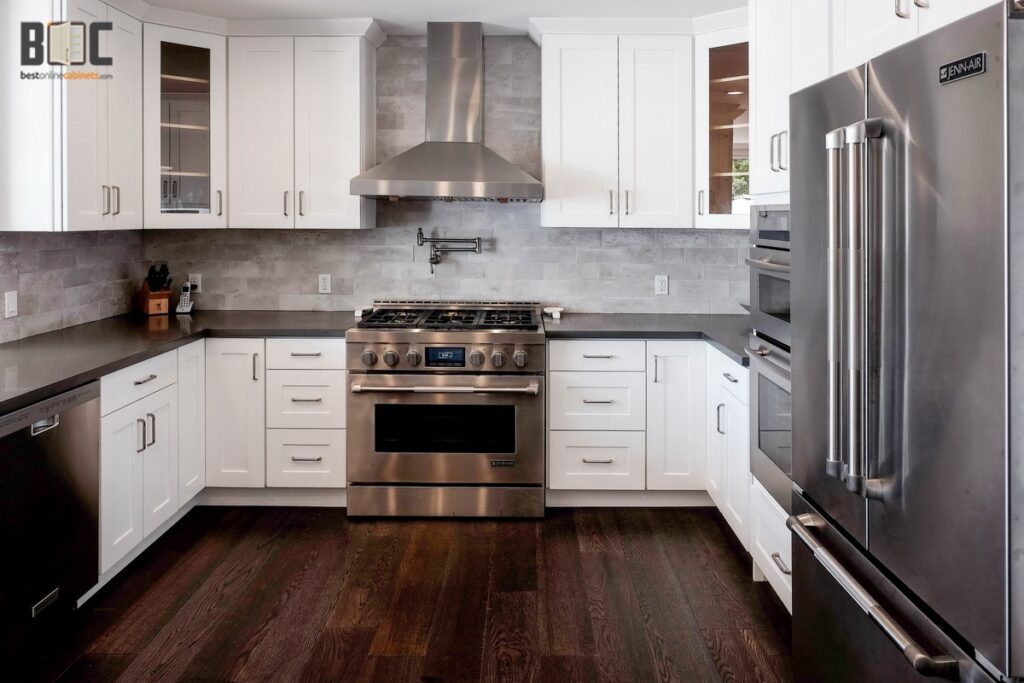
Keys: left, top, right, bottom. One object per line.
{"left": 345, "top": 301, "right": 545, "bottom": 517}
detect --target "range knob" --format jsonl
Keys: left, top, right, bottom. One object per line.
{"left": 512, "top": 349, "right": 529, "bottom": 368}
{"left": 382, "top": 349, "right": 400, "bottom": 368}
{"left": 469, "top": 350, "right": 486, "bottom": 367}
{"left": 406, "top": 349, "right": 422, "bottom": 367}
{"left": 361, "top": 349, "right": 378, "bottom": 366}
{"left": 491, "top": 349, "right": 508, "bottom": 369}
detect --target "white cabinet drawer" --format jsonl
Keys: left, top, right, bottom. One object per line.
{"left": 717, "top": 357, "right": 749, "bottom": 406}
{"left": 266, "top": 370, "right": 346, "bottom": 429}
{"left": 549, "top": 431, "right": 646, "bottom": 490}
{"left": 101, "top": 350, "right": 178, "bottom": 416}
{"left": 750, "top": 479, "right": 792, "bottom": 612}
{"left": 548, "top": 340, "right": 646, "bottom": 372}
{"left": 266, "top": 338, "right": 346, "bottom": 370}
{"left": 549, "top": 371, "right": 646, "bottom": 431}
{"left": 267, "top": 429, "right": 346, "bottom": 488}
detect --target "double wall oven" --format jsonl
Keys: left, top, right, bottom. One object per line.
{"left": 345, "top": 302, "right": 545, "bottom": 517}
{"left": 747, "top": 206, "right": 793, "bottom": 511}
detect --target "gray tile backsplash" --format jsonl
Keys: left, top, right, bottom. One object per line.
{"left": 2, "top": 35, "right": 749, "bottom": 344}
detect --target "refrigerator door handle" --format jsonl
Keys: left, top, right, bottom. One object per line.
{"left": 825, "top": 126, "right": 846, "bottom": 480}
{"left": 788, "top": 513, "right": 960, "bottom": 679}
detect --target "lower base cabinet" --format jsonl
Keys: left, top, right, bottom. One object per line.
{"left": 750, "top": 479, "right": 793, "bottom": 611}
{"left": 206, "top": 338, "right": 266, "bottom": 487}
{"left": 267, "top": 428, "right": 346, "bottom": 487}
{"left": 549, "top": 430, "right": 646, "bottom": 490}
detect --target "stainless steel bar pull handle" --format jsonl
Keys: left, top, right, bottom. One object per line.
{"left": 290, "top": 352, "right": 322, "bottom": 357}
{"left": 253, "top": 353, "right": 259, "bottom": 381}
{"left": 609, "top": 190, "right": 615, "bottom": 215}
{"left": 825, "top": 127, "right": 845, "bottom": 480}
{"left": 582, "top": 354, "right": 614, "bottom": 359}
{"left": 582, "top": 399, "right": 613, "bottom": 404}
{"left": 284, "top": 191, "right": 289, "bottom": 217}
{"left": 698, "top": 190, "right": 705, "bottom": 215}
{"left": 789, "top": 514, "right": 958, "bottom": 678}
{"left": 134, "top": 374, "right": 158, "bottom": 386}
{"left": 112, "top": 186, "right": 121, "bottom": 216}
{"left": 146, "top": 413, "right": 156, "bottom": 447}
{"left": 769, "top": 133, "right": 778, "bottom": 172}
{"left": 582, "top": 458, "right": 613, "bottom": 464}
{"left": 290, "top": 397, "right": 322, "bottom": 403}
{"left": 895, "top": 0, "right": 911, "bottom": 18}
{"left": 291, "top": 455, "right": 324, "bottom": 462}
{"left": 744, "top": 256, "right": 791, "bottom": 274}
{"left": 102, "top": 185, "right": 111, "bottom": 216}
{"left": 723, "top": 373, "right": 738, "bottom": 384}
{"left": 299, "top": 190, "right": 305, "bottom": 217}
{"left": 624, "top": 190, "right": 630, "bottom": 215}
{"left": 778, "top": 131, "right": 789, "bottom": 171}
{"left": 716, "top": 403, "right": 725, "bottom": 434}
{"left": 351, "top": 384, "right": 540, "bottom": 396}
{"left": 136, "top": 418, "right": 147, "bottom": 453}
{"left": 770, "top": 552, "right": 791, "bottom": 576}
{"left": 217, "top": 190, "right": 223, "bottom": 217}
{"left": 653, "top": 356, "right": 660, "bottom": 383}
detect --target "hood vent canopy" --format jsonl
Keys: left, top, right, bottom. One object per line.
{"left": 350, "top": 22, "right": 543, "bottom": 202}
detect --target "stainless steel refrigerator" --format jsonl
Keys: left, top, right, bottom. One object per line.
{"left": 790, "top": 3, "right": 1024, "bottom": 681}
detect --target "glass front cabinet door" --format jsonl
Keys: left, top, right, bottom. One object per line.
{"left": 695, "top": 26, "right": 750, "bottom": 229}
{"left": 143, "top": 25, "right": 226, "bottom": 228}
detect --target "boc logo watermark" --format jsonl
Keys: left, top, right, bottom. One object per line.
{"left": 19, "top": 21, "right": 113, "bottom": 80}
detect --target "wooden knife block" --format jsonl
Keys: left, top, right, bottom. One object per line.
{"left": 136, "top": 283, "right": 171, "bottom": 316}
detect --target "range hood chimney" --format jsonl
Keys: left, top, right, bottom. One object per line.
{"left": 350, "top": 22, "right": 544, "bottom": 202}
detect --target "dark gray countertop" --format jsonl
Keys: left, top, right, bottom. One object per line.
{"left": 0, "top": 310, "right": 748, "bottom": 416}
{"left": 543, "top": 313, "right": 751, "bottom": 367}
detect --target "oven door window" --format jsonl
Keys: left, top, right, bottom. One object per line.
{"left": 375, "top": 404, "right": 516, "bottom": 454}
{"left": 757, "top": 374, "right": 792, "bottom": 475}
{"left": 757, "top": 273, "right": 791, "bottom": 325}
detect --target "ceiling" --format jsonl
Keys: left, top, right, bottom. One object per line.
{"left": 143, "top": 0, "right": 747, "bottom": 35}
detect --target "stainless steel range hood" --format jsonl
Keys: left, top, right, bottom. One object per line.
{"left": 350, "top": 22, "right": 543, "bottom": 202}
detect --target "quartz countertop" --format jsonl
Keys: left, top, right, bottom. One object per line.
{"left": 0, "top": 310, "right": 749, "bottom": 416}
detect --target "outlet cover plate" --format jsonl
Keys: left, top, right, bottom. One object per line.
{"left": 655, "top": 274, "right": 669, "bottom": 296}
{"left": 4, "top": 291, "right": 16, "bottom": 318}
{"left": 187, "top": 273, "right": 202, "bottom": 293}
{"left": 318, "top": 274, "right": 331, "bottom": 294}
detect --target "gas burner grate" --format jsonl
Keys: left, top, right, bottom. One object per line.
{"left": 420, "top": 309, "right": 482, "bottom": 329}
{"left": 481, "top": 310, "right": 539, "bottom": 330}
{"left": 358, "top": 309, "right": 428, "bottom": 328}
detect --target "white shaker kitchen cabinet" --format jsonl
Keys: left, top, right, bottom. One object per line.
{"left": 206, "top": 338, "right": 266, "bottom": 487}
{"left": 694, "top": 25, "right": 751, "bottom": 229}
{"left": 707, "top": 377, "right": 726, "bottom": 508}
{"left": 294, "top": 37, "right": 375, "bottom": 230}
{"left": 228, "top": 37, "right": 295, "bottom": 229}
{"left": 918, "top": 0, "right": 996, "bottom": 35}
{"left": 750, "top": 0, "right": 790, "bottom": 198}
{"left": 177, "top": 340, "right": 205, "bottom": 504}
{"left": 832, "top": 0, "right": 919, "bottom": 73}
{"left": 646, "top": 341, "right": 708, "bottom": 490}
{"left": 140, "top": 385, "right": 179, "bottom": 537}
{"left": 789, "top": 0, "right": 832, "bottom": 93}
{"left": 618, "top": 36, "right": 694, "bottom": 229}
{"left": 143, "top": 24, "right": 227, "bottom": 229}
{"left": 105, "top": 7, "right": 142, "bottom": 229}
{"left": 541, "top": 35, "right": 620, "bottom": 228}
{"left": 719, "top": 379, "right": 751, "bottom": 548}
{"left": 100, "top": 402, "right": 145, "bottom": 573}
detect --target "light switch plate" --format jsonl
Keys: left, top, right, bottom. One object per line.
{"left": 4, "top": 291, "right": 17, "bottom": 318}
{"left": 318, "top": 274, "right": 331, "bottom": 294}
{"left": 655, "top": 274, "right": 669, "bottom": 296}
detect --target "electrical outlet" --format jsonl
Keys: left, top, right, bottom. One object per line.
{"left": 187, "top": 273, "right": 202, "bottom": 293}
{"left": 318, "top": 274, "right": 331, "bottom": 294}
{"left": 654, "top": 274, "right": 669, "bottom": 296}
{"left": 3, "top": 291, "right": 16, "bottom": 318}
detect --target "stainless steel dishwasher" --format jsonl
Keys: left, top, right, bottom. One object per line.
{"left": 0, "top": 382, "right": 100, "bottom": 641}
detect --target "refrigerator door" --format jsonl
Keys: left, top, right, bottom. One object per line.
{"left": 790, "top": 66, "right": 869, "bottom": 547}
{"left": 863, "top": 5, "right": 1007, "bottom": 673}
{"left": 790, "top": 494, "right": 996, "bottom": 683}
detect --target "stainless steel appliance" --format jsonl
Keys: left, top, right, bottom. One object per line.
{"left": 0, "top": 383, "right": 99, "bottom": 663}
{"left": 747, "top": 334, "right": 792, "bottom": 513}
{"left": 751, "top": 204, "right": 791, "bottom": 250}
{"left": 350, "top": 23, "right": 543, "bottom": 203}
{"left": 747, "top": 246, "right": 791, "bottom": 348}
{"left": 345, "top": 301, "right": 545, "bottom": 517}
{"left": 791, "top": 4, "right": 1018, "bottom": 680}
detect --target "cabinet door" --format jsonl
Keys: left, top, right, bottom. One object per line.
{"left": 751, "top": 0, "right": 791, "bottom": 198}
{"left": 177, "top": 340, "right": 205, "bottom": 504}
{"left": 228, "top": 37, "right": 295, "bottom": 229}
{"left": 790, "top": 0, "right": 832, "bottom": 92}
{"left": 143, "top": 24, "right": 227, "bottom": 229}
{"left": 694, "top": 26, "right": 751, "bottom": 229}
{"left": 106, "top": 7, "right": 142, "bottom": 230}
{"left": 832, "top": 0, "right": 919, "bottom": 73}
{"left": 100, "top": 405, "right": 144, "bottom": 573}
{"left": 206, "top": 338, "right": 266, "bottom": 487}
{"left": 295, "top": 37, "right": 372, "bottom": 230}
{"left": 720, "top": 386, "right": 751, "bottom": 548}
{"left": 707, "top": 373, "right": 726, "bottom": 508}
{"left": 65, "top": 0, "right": 108, "bottom": 231}
{"left": 140, "top": 385, "right": 178, "bottom": 537}
{"left": 541, "top": 35, "right": 620, "bottom": 228}
{"left": 619, "top": 36, "right": 694, "bottom": 228}
{"left": 918, "top": 0, "right": 995, "bottom": 35}
{"left": 646, "top": 341, "right": 708, "bottom": 490}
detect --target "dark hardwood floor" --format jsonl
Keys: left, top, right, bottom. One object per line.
{"left": 19, "top": 507, "right": 790, "bottom": 683}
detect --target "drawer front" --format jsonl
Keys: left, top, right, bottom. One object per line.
{"left": 548, "top": 431, "right": 646, "bottom": 490}
{"left": 266, "top": 429, "right": 346, "bottom": 488}
{"left": 750, "top": 479, "right": 792, "bottom": 611}
{"left": 267, "top": 370, "right": 346, "bottom": 429}
{"left": 549, "top": 371, "right": 646, "bottom": 431}
{"left": 101, "top": 350, "right": 178, "bottom": 416}
{"left": 266, "top": 338, "right": 346, "bottom": 370}
{"left": 548, "top": 340, "right": 646, "bottom": 372}
{"left": 718, "top": 357, "right": 749, "bottom": 405}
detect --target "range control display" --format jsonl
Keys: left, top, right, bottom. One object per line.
{"left": 426, "top": 347, "right": 466, "bottom": 367}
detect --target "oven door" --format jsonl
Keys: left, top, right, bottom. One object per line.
{"left": 347, "top": 373, "right": 545, "bottom": 486}
{"left": 750, "top": 204, "right": 790, "bottom": 249}
{"left": 746, "top": 246, "right": 791, "bottom": 347}
{"left": 748, "top": 344, "right": 793, "bottom": 512}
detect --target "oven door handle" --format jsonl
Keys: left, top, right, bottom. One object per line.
{"left": 743, "top": 256, "right": 791, "bottom": 274}
{"left": 351, "top": 383, "right": 540, "bottom": 396}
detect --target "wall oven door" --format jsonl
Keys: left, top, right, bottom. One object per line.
{"left": 348, "top": 373, "right": 545, "bottom": 486}
{"left": 750, "top": 204, "right": 790, "bottom": 249}
{"left": 747, "top": 246, "right": 791, "bottom": 347}
{"left": 748, "top": 338, "right": 793, "bottom": 512}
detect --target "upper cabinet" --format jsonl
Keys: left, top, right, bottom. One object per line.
{"left": 694, "top": 26, "right": 750, "bottom": 230}
{"left": 65, "top": 0, "right": 142, "bottom": 231}
{"left": 143, "top": 25, "right": 227, "bottom": 229}
{"left": 229, "top": 36, "right": 375, "bottom": 230}
{"left": 541, "top": 34, "right": 694, "bottom": 229}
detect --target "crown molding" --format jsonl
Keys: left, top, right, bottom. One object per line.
{"left": 528, "top": 8, "right": 747, "bottom": 45}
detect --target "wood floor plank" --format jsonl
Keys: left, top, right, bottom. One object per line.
{"left": 491, "top": 520, "right": 538, "bottom": 592}
{"left": 299, "top": 626, "right": 375, "bottom": 683}
{"left": 353, "top": 655, "right": 424, "bottom": 683}
{"left": 420, "top": 521, "right": 494, "bottom": 683}
{"left": 702, "top": 628, "right": 780, "bottom": 683}
{"left": 54, "top": 653, "right": 132, "bottom": 683}
{"left": 536, "top": 511, "right": 595, "bottom": 657}
{"left": 482, "top": 591, "right": 542, "bottom": 683}
{"left": 368, "top": 521, "right": 454, "bottom": 656}
{"left": 539, "top": 655, "right": 599, "bottom": 683}
{"left": 327, "top": 531, "right": 410, "bottom": 629}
